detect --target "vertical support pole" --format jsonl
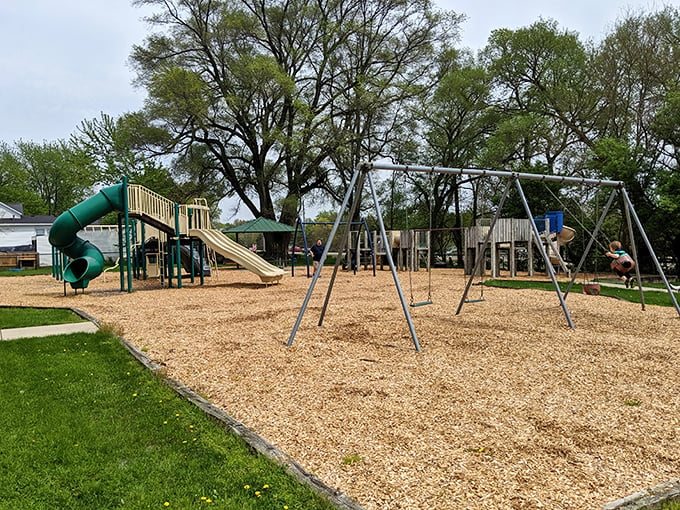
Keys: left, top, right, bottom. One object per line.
{"left": 367, "top": 171, "right": 421, "bottom": 351}
{"left": 287, "top": 166, "right": 362, "bottom": 347}
{"left": 122, "top": 176, "right": 133, "bottom": 293}
{"left": 199, "top": 239, "right": 205, "bottom": 285}
{"left": 188, "top": 208, "right": 195, "bottom": 283}
{"left": 291, "top": 219, "right": 300, "bottom": 277}
{"left": 622, "top": 190, "right": 644, "bottom": 309}
{"left": 175, "top": 203, "right": 182, "bottom": 289}
{"left": 141, "top": 222, "right": 147, "bottom": 280}
{"left": 365, "top": 221, "right": 376, "bottom": 277}
{"left": 620, "top": 188, "right": 680, "bottom": 316}
{"left": 167, "top": 232, "right": 173, "bottom": 288}
{"left": 189, "top": 239, "right": 196, "bottom": 283}
{"left": 117, "top": 213, "right": 125, "bottom": 292}
{"left": 300, "top": 221, "right": 310, "bottom": 278}
{"left": 515, "top": 179, "right": 575, "bottom": 329}
{"left": 456, "top": 178, "right": 513, "bottom": 315}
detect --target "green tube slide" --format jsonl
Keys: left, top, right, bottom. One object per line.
{"left": 48, "top": 183, "right": 125, "bottom": 289}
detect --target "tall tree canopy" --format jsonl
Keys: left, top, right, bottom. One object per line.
{"left": 129, "top": 0, "right": 461, "bottom": 231}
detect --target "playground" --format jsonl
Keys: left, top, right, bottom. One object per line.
{"left": 3, "top": 266, "right": 678, "bottom": 509}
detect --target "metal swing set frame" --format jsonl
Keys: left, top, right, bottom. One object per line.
{"left": 287, "top": 161, "right": 680, "bottom": 352}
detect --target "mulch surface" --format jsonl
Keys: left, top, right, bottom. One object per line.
{"left": 2, "top": 268, "right": 679, "bottom": 509}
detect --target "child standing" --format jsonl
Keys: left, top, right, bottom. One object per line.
{"left": 605, "top": 241, "right": 636, "bottom": 287}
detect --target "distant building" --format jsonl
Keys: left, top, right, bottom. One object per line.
{"left": 0, "top": 202, "right": 119, "bottom": 267}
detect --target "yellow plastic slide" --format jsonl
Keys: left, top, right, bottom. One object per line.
{"left": 189, "top": 229, "right": 285, "bottom": 284}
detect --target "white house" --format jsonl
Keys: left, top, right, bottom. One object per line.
{"left": 0, "top": 203, "right": 55, "bottom": 266}
{"left": 0, "top": 202, "right": 120, "bottom": 267}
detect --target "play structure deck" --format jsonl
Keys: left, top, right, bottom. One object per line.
{"left": 49, "top": 179, "right": 284, "bottom": 290}
{"left": 464, "top": 215, "right": 576, "bottom": 278}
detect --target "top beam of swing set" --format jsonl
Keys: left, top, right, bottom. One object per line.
{"left": 367, "top": 161, "right": 625, "bottom": 188}
{"left": 287, "top": 161, "right": 679, "bottom": 353}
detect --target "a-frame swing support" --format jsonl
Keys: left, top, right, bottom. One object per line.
{"left": 287, "top": 161, "right": 680, "bottom": 352}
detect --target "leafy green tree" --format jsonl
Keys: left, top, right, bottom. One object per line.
{"left": 481, "top": 20, "right": 598, "bottom": 170}
{"left": 0, "top": 142, "right": 44, "bottom": 214}
{"left": 0, "top": 141, "right": 97, "bottom": 216}
{"left": 129, "top": 0, "right": 458, "bottom": 256}
{"left": 74, "top": 113, "right": 227, "bottom": 213}
{"left": 418, "top": 53, "right": 496, "bottom": 263}
{"left": 588, "top": 7, "right": 680, "bottom": 269}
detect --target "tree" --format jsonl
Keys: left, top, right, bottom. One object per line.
{"left": 589, "top": 7, "right": 680, "bottom": 270}
{"left": 74, "top": 112, "right": 227, "bottom": 212}
{"left": 481, "top": 19, "right": 599, "bottom": 172}
{"left": 0, "top": 141, "right": 97, "bottom": 216}
{"left": 419, "top": 52, "right": 496, "bottom": 263}
{"left": 129, "top": 0, "right": 458, "bottom": 256}
{"left": 0, "top": 142, "right": 44, "bottom": 213}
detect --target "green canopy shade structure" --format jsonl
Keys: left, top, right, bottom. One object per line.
{"left": 224, "top": 217, "right": 296, "bottom": 256}
{"left": 224, "top": 216, "right": 296, "bottom": 234}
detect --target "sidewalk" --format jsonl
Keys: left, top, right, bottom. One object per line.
{"left": 597, "top": 281, "right": 680, "bottom": 293}
{"left": 0, "top": 322, "right": 99, "bottom": 341}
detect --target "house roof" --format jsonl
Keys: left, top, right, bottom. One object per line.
{"left": 0, "top": 202, "right": 23, "bottom": 218}
{"left": 7, "top": 203, "right": 23, "bottom": 215}
{"left": 224, "top": 216, "right": 295, "bottom": 233}
{"left": 0, "top": 215, "right": 56, "bottom": 225}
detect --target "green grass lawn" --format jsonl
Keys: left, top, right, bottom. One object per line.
{"left": 0, "top": 267, "right": 53, "bottom": 277}
{"left": 484, "top": 279, "right": 679, "bottom": 307}
{"left": 0, "top": 330, "right": 337, "bottom": 510}
{"left": 0, "top": 307, "right": 86, "bottom": 329}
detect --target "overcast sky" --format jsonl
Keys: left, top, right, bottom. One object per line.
{"left": 0, "top": 0, "right": 666, "bottom": 145}
{"left": 0, "top": 0, "right": 667, "bottom": 146}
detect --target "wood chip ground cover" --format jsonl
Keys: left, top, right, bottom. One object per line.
{"left": 2, "top": 268, "right": 678, "bottom": 509}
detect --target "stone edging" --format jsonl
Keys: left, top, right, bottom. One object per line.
{"left": 115, "top": 327, "right": 365, "bottom": 510}
{"left": 603, "top": 479, "right": 680, "bottom": 509}
{"left": 7, "top": 305, "right": 363, "bottom": 509}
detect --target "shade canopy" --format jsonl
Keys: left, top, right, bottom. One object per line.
{"left": 224, "top": 216, "right": 295, "bottom": 234}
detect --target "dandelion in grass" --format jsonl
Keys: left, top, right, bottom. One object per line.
{"left": 244, "top": 485, "right": 250, "bottom": 489}
{"left": 163, "top": 502, "right": 170, "bottom": 507}
{"left": 132, "top": 393, "right": 138, "bottom": 397}
{"left": 255, "top": 491, "right": 261, "bottom": 497}
{"left": 263, "top": 484, "right": 269, "bottom": 489}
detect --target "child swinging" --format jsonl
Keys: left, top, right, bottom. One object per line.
{"left": 605, "top": 240, "right": 636, "bottom": 288}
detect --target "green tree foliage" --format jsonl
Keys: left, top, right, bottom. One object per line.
{"left": 129, "top": 0, "right": 458, "bottom": 227}
{"left": 0, "top": 141, "right": 96, "bottom": 216}
{"left": 73, "top": 112, "right": 227, "bottom": 214}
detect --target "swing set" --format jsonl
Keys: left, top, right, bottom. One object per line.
{"left": 287, "top": 161, "right": 680, "bottom": 352}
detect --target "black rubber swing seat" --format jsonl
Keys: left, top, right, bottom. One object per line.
{"left": 410, "top": 300, "right": 433, "bottom": 307}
